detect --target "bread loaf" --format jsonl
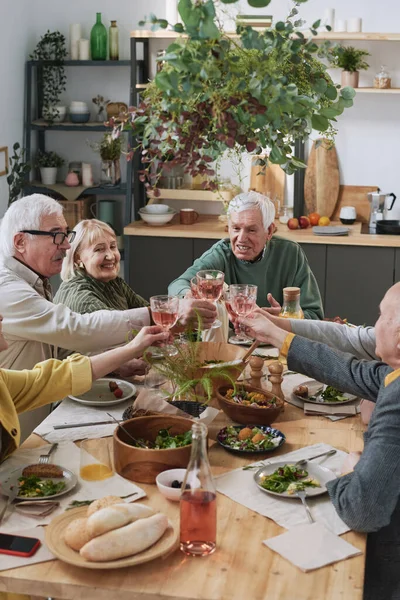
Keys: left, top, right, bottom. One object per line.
{"left": 80, "top": 513, "right": 169, "bottom": 562}
{"left": 86, "top": 495, "right": 121, "bottom": 517}
{"left": 86, "top": 503, "right": 154, "bottom": 538}
{"left": 64, "top": 517, "right": 92, "bottom": 551}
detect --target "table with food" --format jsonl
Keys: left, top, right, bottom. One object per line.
{"left": 0, "top": 333, "right": 367, "bottom": 600}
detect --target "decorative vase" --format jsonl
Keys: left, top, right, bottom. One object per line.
{"left": 341, "top": 70, "right": 359, "bottom": 88}
{"left": 40, "top": 167, "right": 57, "bottom": 186}
{"left": 100, "top": 159, "right": 120, "bottom": 186}
{"left": 64, "top": 171, "right": 79, "bottom": 187}
{"left": 90, "top": 13, "right": 107, "bottom": 60}
{"left": 109, "top": 20, "right": 119, "bottom": 60}
{"left": 113, "top": 158, "right": 121, "bottom": 185}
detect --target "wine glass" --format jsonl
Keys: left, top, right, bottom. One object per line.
{"left": 229, "top": 284, "right": 258, "bottom": 344}
{"left": 149, "top": 295, "right": 180, "bottom": 356}
{"left": 190, "top": 276, "right": 201, "bottom": 299}
{"left": 196, "top": 270, "right": 225, "bottom": 329}
{"left": 224, "top": 288, "right": 244, "bottom": 344}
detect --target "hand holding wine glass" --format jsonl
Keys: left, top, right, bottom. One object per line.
{"left": 196, "top": 270, "right": 225, "bottom": 329}
{"left": 149, "top": 295, "right": 180, "bottom": 356}
{"left": 229, "top": 284, "right": 258, "bottom": 344}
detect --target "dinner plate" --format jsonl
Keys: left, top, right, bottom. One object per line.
{"left": 228, "top": 338, "right": 271, "bottom": 348}
{"left": 312, "top": 226, "right": 349, "bottom": 236}
{"left": 217, "top": 425, "right": 286, "bottom": 454}
{"left": 292, "top": 379, "right": 358, "bottom": 405}
{"left": 4, "top": 465, "right": 78, "bottom": 500}
{"left": 254, "top": 461, "right": 336, "bottom": 498}
{"left": 45, "top": 506, "right": 178, "bottom": 569}
{"left": 69, "top": 378, "right": 136, "bottom": 407}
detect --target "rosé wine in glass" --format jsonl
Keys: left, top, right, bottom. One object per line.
{"left": 229, "top": 284, "right": 257, "bottom": 344}
{"left": 149, "top": 295, "right": 179, "bottom": 356}
{"left": 196, "top": 270, "right": 224, "bottom": 329}
{"left": 190, "top": 276, "right": 201, "bottom": 299}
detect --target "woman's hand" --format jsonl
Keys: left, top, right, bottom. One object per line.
{"left": 176, "top": 298, "right": 217, "bottom": 330}
{"left": 238, "top": 309, "right": 288, "bottom": 348}
{"left": 263, "top": 293, "right": 282, "bottom": 316}
{"left": 127, "top": 325, "right": 168, "bottom": 356}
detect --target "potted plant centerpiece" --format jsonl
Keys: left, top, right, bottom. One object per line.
{"left": 112, "top": 0, "right": 356, "bottom": 194}
{"left": 329, "top": 45, "right": 370, "bottom": 88}
{"left": 99, "top": 133, "right": 122, "bottom": 186}
{"left": 35, "top": 150, "right": 64, "bottom": 185}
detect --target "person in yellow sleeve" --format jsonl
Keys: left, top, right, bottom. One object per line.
{"left": 0, "top": 315, "right": 168, "bottom": 463}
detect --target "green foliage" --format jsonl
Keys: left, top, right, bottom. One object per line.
{"left": 30, "top": 31, "right": 67, "bottom": 123}
{"left": 7, "top": 143, "right": 31, "bottom": 206}
{"left": 35, "top": 150, "right": 64, "bottom": 168}
{"left": 115, "top": 0, "right": 354, "bottom": 190}
{"left": 329, "top": 45, "right": 370, "bottom": 72}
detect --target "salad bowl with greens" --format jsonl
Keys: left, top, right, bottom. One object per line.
{"left": 254, "top": 461, "right": 336, "bottom": 498}
{"left": 217, "top": 425, "right": 285, "bottom": 454}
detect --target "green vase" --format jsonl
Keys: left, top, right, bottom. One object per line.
{"left": 90, "top": 13, "right": 107, "bottom": 60}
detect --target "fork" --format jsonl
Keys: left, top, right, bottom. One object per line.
{"left": 296, "top": 490, "right": 314, "bottom": 523}
{"left": 39, "top": 443, "right": 58, "bottom": 464}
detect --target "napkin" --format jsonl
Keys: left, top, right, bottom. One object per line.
{"left": 264, "top": 522, "right": 362, "bottom": 571}
{"left": 303, "top": 403, "right": 357, "bottom": 417}
{"left": 0, "top": 441, "right": 146, "bottom": 533}
{"left": 14, "top": 501, "right": 60, "bottom": 518}
{"left": 0, "top": 527, "right": 55, "bottom": 571}
{"left": 132, "top": 389, "right": 220, "bottom": 425}
{"left": 215, "top": 442, "right": 350, "bottom": 535}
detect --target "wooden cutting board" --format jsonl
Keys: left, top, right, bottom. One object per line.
{"left": 249, "top": 157, "right": 285, "bottom": 206}
{"left": 331, "top": 185, "right": 379, "bottom": 223}
{"left": 304, "top": 139, "right": 340, "bottom": 217}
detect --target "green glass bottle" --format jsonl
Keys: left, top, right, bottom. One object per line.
{"left": 90, "top": 13, "right": 107, "bottom": 60}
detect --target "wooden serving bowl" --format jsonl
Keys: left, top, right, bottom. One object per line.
{"left": 190, "top": 342, "right": 249, "bottom": 392}
{"left": 216, "top": 384, "right": 284, "bottom": 426}
{"left": 113, "top": 415, "right": 193, "bottom": 483}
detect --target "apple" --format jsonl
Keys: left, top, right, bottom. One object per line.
{"left": 287, "top": 218, "right": 299, "bottom": 230}
{"left": 299, "top": 216, "right": 310, "bottom": 229}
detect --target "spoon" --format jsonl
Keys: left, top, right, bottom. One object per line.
{"left": 106, "top": 413, "right": 149, "bottom": 449}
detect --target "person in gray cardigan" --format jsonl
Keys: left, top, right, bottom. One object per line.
{"left": 239, "top": 282, "right": 400, "bottom": 534}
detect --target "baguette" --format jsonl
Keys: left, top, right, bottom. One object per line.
{"left": 86, "top": 503, "right": 154, "bottom": 538}
{"left": 80, "top": 513, "right": 169, "bottom": 562}
{"left": 87, "top": 495, "right": 121, "bottom": 517}
{"left": 64, "top": 517, "right": 92, "bottom": 551}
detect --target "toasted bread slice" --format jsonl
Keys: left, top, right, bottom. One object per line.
{"left": 21, "top": 463, "right": 64, "bottom": 478}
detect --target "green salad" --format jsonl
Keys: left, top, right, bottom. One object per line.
{"left": 320, "top": 386, "right": 348, "bottom": 403}
{"left": 132, "top": 428, "right": 192, "bottom": 449}
{"left": 260, "top": 464, "right": 320, "bottom": 495}
{"left": 18, "top": 475, "right": 66, "bottom": 497}
{"left": 219, "top": 426, "right": 282, "bottom": 451}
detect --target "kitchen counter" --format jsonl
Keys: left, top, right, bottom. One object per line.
{"left": 124, "top": 215, "right": 400, "bottom": 247}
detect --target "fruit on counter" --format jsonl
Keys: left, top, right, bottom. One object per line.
{"left": 308, "top": 212, "right": 320, "bottom": 226}
{"left": 299, "top": 216, "right": 310, "bottom": 229}
{"left": 287, "top": 218, "right": 299, "bottom": 230}
{"left": 318, "top": 216, "right": 331, "bottom": 226}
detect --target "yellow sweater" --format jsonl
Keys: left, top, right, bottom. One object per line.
{"left": 0, "top": 354, "right": 92, "bottom": 461}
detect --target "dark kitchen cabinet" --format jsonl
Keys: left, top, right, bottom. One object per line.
{"left": 324, "top": 246, "right": 395, "bottom": 326}
{"left": 300, "top": 244, "right": 326, "bottom": 306}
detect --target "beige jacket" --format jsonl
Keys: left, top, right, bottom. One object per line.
{"left": 0, "top": 257, "right": 150, "bottom": 370}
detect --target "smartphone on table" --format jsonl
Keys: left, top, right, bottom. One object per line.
{"left": 0, "top": 532, "right": 41, "bottom": 557}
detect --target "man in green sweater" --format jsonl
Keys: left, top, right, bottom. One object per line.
{"left": 168, "top": 191, "right": 323, "bottom": 319}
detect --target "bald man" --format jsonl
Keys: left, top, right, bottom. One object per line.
{"left": 168, "top": 191, "right": 323, "bottom": 319}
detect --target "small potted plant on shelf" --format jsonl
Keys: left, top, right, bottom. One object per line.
{"left": 30, "top": 31, "right": 67, "bottom": 124}
{"left": 329, "top": 45, "right": 370, "bottom": 88}
{"left": 95, "top": 133, "right": 122, "bottom": 186}
{"left": 92, "top": 94, "right": 110, "bottom": 122}
{"left": 35, "top": 150, "right": 64, "bottom": 185}
{"left": 7, "top": 143, "right": 31, "bottom": 206}
{"left": 112, "top": 0, "right": 356, "bottom": 194}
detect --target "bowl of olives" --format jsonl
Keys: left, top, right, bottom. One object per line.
{"left": 155, "top": 468, "right": 189, "bottom": 501}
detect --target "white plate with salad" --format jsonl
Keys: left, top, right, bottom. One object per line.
{"left": 254, "top": 461, "right": 336, "bottom": 498}
{"left": 293, "top": 380, "right": 358, "bottom": 405}
{"left": 4, "top": 466, "right": 78, "bottom": 500}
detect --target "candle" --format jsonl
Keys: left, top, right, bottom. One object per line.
{"left": 79, "top": 39, "right": 90, "bottom": 61}
{"left": 70, "top": 24, "right": 81, "bottom": 60}
{"left": 82, "top": 163, "right": 93, "bottom": 187}
{"left": 323, "top": 8, "right": 335, "bottom": 30}
{"left": 347, "top": 17, "right": 362, "bottom": 33}
{"left": 335, "top": 19, "right": 347, "bottom": 32}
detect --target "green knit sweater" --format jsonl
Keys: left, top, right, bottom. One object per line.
{"left": 168, "top": 237, "right": 323, "bottom": 319}
{"left": 54, "top": 270, "right": 149, "bottom": 314}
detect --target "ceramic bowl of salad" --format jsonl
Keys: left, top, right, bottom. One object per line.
{"left": 113, "top": 416, "right": 194, "bottom": 484}
{"left": 217, "top": 425, "right": 286, "bottom": 454}
{"left": 216, "top": 384, "right": 284, "bottom": 426}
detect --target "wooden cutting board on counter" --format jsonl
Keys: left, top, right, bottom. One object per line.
{"left": 331, "top": 185, "right": 379, "bottom": 223}
{"left": 304, "top": 139, "right": 340, "bottom": 217}
{"left": 249, "top": 157, "right": 285, "bottom": 205}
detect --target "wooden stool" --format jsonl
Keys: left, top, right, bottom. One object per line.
{"left": 268, "top": 361, "right": 284, "bottom": 401}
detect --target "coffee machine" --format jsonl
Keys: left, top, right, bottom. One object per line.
{"left": 367, "top": 191, "right": 396, "bottom": 231}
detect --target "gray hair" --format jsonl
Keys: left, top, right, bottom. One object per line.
{"left": 227, "top": 191, "right": 275, "bottom": 230}
{"left": 61, "top": 219, "right": 117, "bottom": 281}
{"left": 0, "top": 195, "right": 64, "bottom": 258}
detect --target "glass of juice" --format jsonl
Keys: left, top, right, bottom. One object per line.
{"left": 79, "top": 438, "right": 113, "bottom": 481}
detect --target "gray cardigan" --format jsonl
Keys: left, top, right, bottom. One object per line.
{"left": 288, "top": 335, "right": 400, "bottom": 533}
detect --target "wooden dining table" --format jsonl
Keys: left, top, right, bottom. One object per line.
{"left": 0, "top": 392, "right": 367, "bottom": 600}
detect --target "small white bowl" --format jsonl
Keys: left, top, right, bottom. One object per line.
{"left": 141, "top": 204, "right": 170, "bottom": 214}
{"left": 156, "top": 469, "right": 188, "bottom": 501}
{"left": 138, "top": 209, "right": 176, "bottom": 226}
{"left": 70, "top": 101, "right": 88, "bottom": 108}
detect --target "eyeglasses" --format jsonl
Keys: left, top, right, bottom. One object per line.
{"left": 20, "top": 230, "right": 76, "bottom": 245}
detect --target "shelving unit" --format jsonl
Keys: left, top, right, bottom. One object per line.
{"left": 147, "top": 188, "right": 234, "bottom": 203}
{"left": 24, "top": 58, "right": 133, "bottom": 216}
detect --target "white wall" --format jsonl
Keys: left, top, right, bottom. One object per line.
{"left": 1, "top": 0, "right": 400, "bottom": 218}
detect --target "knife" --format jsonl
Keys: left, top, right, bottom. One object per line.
{"left": 53, "top": 420, "right": 115, "bottom": 430}
{"left": 0, "top": 476, "right": 20, "bottom": 524}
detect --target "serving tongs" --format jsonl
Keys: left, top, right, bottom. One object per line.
{"left": 106, "top": 413, "right": 150, "bottom": 449}
{"left": 240, "top": 340, "right": 260, "bottom": 365}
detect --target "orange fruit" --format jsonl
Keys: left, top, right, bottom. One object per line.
{"left": 309, "top": 212, "right": 320, "bottom": 226}
{"left": 318, "top": 216, "right": 331, "bottom": 226}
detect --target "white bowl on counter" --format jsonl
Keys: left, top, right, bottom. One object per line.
{"left": 156, "top": 468, "right": 188, "bottom": 501}
{"left": 141, "top": 204, "right": 170, "bottom": 214}
{"left": 138, "top": 208, "right": 176, "bottom": 226}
